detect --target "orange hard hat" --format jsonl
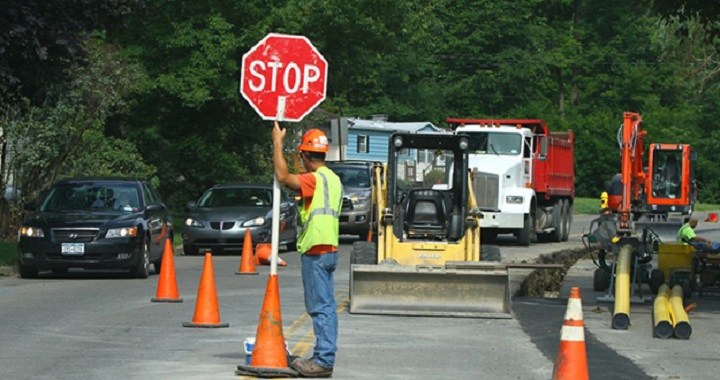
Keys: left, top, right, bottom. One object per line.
{"left": 298, "top": 129, "right": 329, "bottom": 153}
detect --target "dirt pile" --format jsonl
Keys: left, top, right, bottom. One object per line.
{"left": 517, "top": 248, "right": 595, "bottom": 297}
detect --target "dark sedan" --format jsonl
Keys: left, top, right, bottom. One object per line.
{"left": 181, "top": 183, "right": 298, "bottom": 255}
{"left": 17, "top": 178, "right": 174, "bottom": 278}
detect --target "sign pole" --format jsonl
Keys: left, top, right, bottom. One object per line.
{"left": 270, "top": 97, "right": 287, "bottom": 276}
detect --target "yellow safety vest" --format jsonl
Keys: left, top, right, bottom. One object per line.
{"left": 297, "top": 166, "right": 343, "bottom": 253}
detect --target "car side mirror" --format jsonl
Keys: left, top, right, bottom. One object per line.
{"left": 539, "top": 138, "right": 548, "bottom": 161}
{"left": 146, "top": 204, "right": 164, "bottom": 212}
{"left": 185, "top": 201, "right": 196, "bottom": 211}
{"left": 24, "top": 202, "right": 37, "bottom": 212}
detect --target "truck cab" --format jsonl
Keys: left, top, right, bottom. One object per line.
{"left": 447, "top": 118, "right": 575, "bottom": 246}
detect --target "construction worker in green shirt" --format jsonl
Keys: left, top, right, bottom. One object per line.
{"left": 677, "top": 217, "right": 711, "bottom": 245}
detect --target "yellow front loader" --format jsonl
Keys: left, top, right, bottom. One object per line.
{"left": 349, "top": 132, "right": 511, "bottom": 318}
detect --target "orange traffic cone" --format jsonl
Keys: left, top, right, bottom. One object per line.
{"left": 151, "top": 238, "right": 183, "bottom": 303}
{"left": 183, "top": 253, "right": 229, "bottom": 328}
{"left": 552, "top": 287, "right": 589, "bottom": 380}
{"left": 235, "top": 274, "right": 297, "bottom": 377}
{"left": 236, "top": 229, "right": 258, "bottom": 275}
{"left": 705, "top": 213, "right": 718, "bottom": 222}
{"left": 256, "top": 243, "right": 287, "bottom": 266}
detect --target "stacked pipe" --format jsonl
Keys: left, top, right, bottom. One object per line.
{"left": 653, "top": 284, "right": 692, "bottom": 339}
{"left": 612, "top": 245, "right": 632, "bottom": 329}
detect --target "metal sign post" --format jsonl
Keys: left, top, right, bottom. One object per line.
{"left": 270, "top": 96, "right": 287, "bottom": 276}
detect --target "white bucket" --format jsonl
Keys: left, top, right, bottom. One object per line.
{"left": 243, "top": 337, "right": 291, "bottom": 365}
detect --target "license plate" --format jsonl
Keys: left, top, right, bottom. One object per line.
{"left": 61, "top": 243, "right": 85, "bottom": 256}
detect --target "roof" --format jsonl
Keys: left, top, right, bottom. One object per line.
{"left": 348, "top": 118, "right": 442, "bottom": 133}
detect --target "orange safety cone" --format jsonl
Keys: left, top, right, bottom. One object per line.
{"left": 236, "top": 229, "right": 258, "bottom": 275}
{"left": 705, "top": 213, "right": 718, "bottom": 223}
{"left": 552, "top": 287, "right": 589, "bottom": 380}
{"left": 151, "top": 238, "right": 183, "bottom": 303}
{"left": 235, "top": 274, "right": 297, "bottom": 377}
{"left": 256, "top": 243, "right": 287, "bottom": 267}
{"left": 183, "top": 253, "right": 229, "bottom": 328}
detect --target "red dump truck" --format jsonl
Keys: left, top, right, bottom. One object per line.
{"left": 447, "top": 118, "right": 575, "bottom": 245}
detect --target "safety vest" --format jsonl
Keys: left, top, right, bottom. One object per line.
{"left": 676, "top": 223, "right": 696, "bottom": 244}
{"left": 297, "top": 166, "right": 343, "bottom": 253}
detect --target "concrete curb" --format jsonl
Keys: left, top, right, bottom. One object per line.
{"left": 0, "top": 265, "right": 16, "bottom": 276}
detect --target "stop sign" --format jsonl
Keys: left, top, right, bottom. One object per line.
{"left": 240, "top": 33, "right": 328, "bottom": 122}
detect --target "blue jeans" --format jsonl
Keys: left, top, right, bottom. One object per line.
{"left": 301, "top": 252, "right": 338, "bottom": 368}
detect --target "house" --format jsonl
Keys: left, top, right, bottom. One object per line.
{"left": 340, "top": 115, "right": 447, "bottom": 183}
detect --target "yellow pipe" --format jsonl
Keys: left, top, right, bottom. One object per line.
{"left": 653, "top": 284, "right": 672, "bottom": 338}
{"left": 669, "top": 285, "right": 692, "bottom": 339}
{"left": 612, "top": 244, "right": 632, "bottom": 329}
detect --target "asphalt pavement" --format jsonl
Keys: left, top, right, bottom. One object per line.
{"left": 1, "top": 213, "right": 720, "bottom": 379}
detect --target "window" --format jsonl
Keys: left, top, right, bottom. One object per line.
{"left": 357, "top": 135, "right": 369, "bottom": 153}
{"left": 418, "top": 149, "right": 434, "bottom": 164}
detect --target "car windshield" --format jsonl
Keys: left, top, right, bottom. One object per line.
{"left": 330, "top": 167, "right": 371, "bottom": 188}
{"left": 41, "top": 183, "right": 140, "bottom": 212}
{"left": 198, "top": 188, "right": 272, "bottom": 207}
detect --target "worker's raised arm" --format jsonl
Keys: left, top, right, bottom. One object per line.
{"left": 272, "top": 121, "right": 302, "bottom": 190}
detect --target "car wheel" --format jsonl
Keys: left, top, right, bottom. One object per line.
{"left": 153, "top": 260, "right": 162, "bottom": 275}
{"left": 18, "top": 264, "right": 39, "bottom": 279}
{"left": 183, "top": 244, "right": 199, "bottom": 256}
{"left": 134, "top": 239, "right": 150, "bottom": 279}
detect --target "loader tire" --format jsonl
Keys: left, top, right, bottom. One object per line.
{"left": 480, "top": 244, "right": 501, "bottom": 262}
{"left": 351, "top": 241, "right": 377, "bottom": 265}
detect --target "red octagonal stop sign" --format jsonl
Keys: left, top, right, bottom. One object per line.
{"left": 240, "top": 33, "right": 328, "bottom": 122}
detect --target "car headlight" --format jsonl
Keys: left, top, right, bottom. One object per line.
{"left": 506, "top": 196, "right": 523, "bottom": 204}
{"left": 242, "top": 217, "right": 266, "bottom": 227}
{"left": 184, "top": 217, "right": 204, "bottom": 227}
{"left": 106, "top": 227, "right": 138, "bottom": 238}
{"left": 20, "top": 227, "right": 44, "bottom": 238}
{"left": 351, "top": 196, "right": 370, "bottom": 209}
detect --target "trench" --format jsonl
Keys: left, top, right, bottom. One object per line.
{"left": 515, "top": 247, "right": 597, "bottom": 297}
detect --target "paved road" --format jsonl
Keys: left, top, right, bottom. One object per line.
{"left": 1, "top": 214, "right": 718, "bottom": 379}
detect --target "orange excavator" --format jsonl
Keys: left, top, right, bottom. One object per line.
{"left": 584, "top": 111, "right": 697, "bottom": 330}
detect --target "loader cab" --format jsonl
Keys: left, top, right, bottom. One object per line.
{"left": 387, "top": 132, "right": 470, "bottom": 242}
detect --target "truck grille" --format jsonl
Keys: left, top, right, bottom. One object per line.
{"left": 473, "top": 173, "right": 499, "bottom": 210}
{"left": 52, "top": 228, "right": 99, "bottom": 243}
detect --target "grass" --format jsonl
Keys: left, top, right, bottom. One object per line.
{"left": 0, "top": 240, "right": 17, "bottom": 267}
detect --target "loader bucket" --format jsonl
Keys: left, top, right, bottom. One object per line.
{"left": 635, "top": 219, "right": 683, "bottom": 244}
{"left": 349, "top": 262, "right": 511, "bottom": 318}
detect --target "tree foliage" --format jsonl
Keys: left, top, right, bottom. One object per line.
{"left": 2, "top": 0, "right": 720, "bottom": 236}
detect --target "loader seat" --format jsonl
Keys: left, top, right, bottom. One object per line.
{"left": 404, "top": 190, "right": 448, "bottom": 239}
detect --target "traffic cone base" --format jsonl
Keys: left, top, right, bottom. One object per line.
{"left": 705, "top": 213, "right": 718, "bottom": 222}
{"left": 256, "top": 243, "right": 287, "bottom": 266}
{"left": 237, "top": 229, "right": 259, "bottom": 275}
{"left": 184, "top": 253, "right": 228, "bottom": 328}
{"left": 236, "top": 274, "right": 295, "bottom": 376}
{"left": 152, "top": 239, "right": 183, "bottom": 303}
{"left": 552, "top": 287, "right": 589, "bottom": 380}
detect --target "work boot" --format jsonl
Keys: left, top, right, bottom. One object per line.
{"left": 291, "top": 358, "right": 333, "bottom": 378}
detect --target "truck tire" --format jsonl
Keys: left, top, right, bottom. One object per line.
{"left": 562, "top": 202, "right": 573, "bottom": 242}
{"left": 517, "top": 213, "right": 532, "bottom": 246}
{"left": 551, "top": 200, "right": 563, "bottom": 242}
{"left": 480, "top": 244, "right": 501, "bottom": 262}
{"left": 351, "top": 241, "right": 377, "bottom": 265}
